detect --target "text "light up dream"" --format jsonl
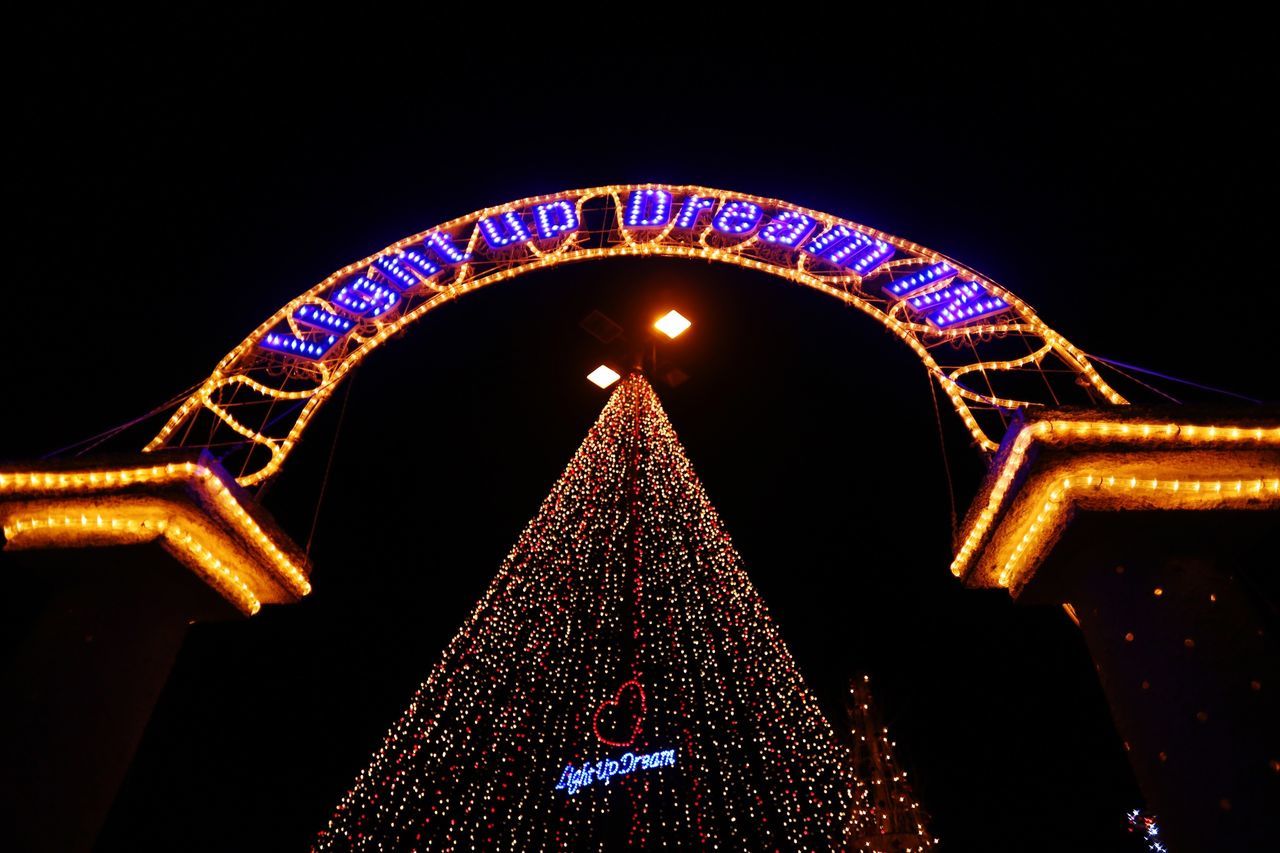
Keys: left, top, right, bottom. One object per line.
{"left": 555, "top": 747, "right": 677, "bottom": 795}
{"left": 148, "top": 183, "right": 1127, "bottom": 487}
{"left": 258, "top": 190, "right": 1008, "bottom": 364}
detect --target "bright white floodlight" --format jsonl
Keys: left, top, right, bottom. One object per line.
{"left": 654, "top": 310, "right": 691, "bottom": 339}
{"left": 587, "top": 365, "right": 621, "bottom": 389}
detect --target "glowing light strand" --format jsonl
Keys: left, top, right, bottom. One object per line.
{"left": 950, "top": 418, "right": 1280, "bottom": 582}
{"left": 844, "top": 676, "right": 938, "bottom": 851}
{"left": 0, "top": 461, "right": 311, "bottom": 613}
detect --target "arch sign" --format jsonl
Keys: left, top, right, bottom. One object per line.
{"left": 146, "top": 184, "right": 1125, "bottom": 485}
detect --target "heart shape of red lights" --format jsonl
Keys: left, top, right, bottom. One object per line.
{"left": 592, "top": 679, "right": 646, "bottom": 747}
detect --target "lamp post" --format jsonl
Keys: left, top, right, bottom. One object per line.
{"left": 585, "top": 309, "right": 691, "bottom": 389}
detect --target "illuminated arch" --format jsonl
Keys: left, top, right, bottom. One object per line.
{"left": 145, "top": 184, "right": 1126, "bottom": 486}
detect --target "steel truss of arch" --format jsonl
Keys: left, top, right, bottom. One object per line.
{"left": 145, "top": 184, "right": 1126, "bottom": 486}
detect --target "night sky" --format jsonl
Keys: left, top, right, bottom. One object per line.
{"left": 6, "top": 31, "right": 1274, "bottom": 852}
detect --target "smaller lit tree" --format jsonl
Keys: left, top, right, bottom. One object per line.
{"left": 844, "top": 675, "right": 938, "bottom": 852}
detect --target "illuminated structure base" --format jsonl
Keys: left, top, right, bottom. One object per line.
{"left": 955, "top": 407, "right": 1279, "bottom": 851}
{"left": 0, "top": 450, "right": 309, "bottom": 853}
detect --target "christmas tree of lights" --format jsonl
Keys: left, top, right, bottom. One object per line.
{"left": 844, "top": 675, "right": 937, "bottom": 851}
{"left": 316, "top": 373, "right": 861, "bottom": 849}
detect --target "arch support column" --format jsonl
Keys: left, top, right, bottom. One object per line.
{"left": 0, "top": 451, "right": 309, "bottom": 851}
{"left": 954, "top": 406, "right": 1280, "bottom": 850}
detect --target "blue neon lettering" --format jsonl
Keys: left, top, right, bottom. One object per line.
{"left": 882, "top": 262, "right": 956, "bottom": 299}
{"left": 332, "top": 277, "right": 400, "bottom": 318}
{"left": 533, "top": 199, "right": 579, "bottom": 239}
{"left": 479, "top": 211, "right": 532, "bottom": 248}
{"left": 293, "top": 305, "right": 353, "bottom": 333}
{"left": 927, "top": 282, "right": 1008, "bottom": 328}
{"left": 847, "top": 239, "right": 894, "bottom": 275}
{"left": 263, "top": 192, "right": 929, "bottom": 362}
{"left": 712, "top": 200, "right": 763, "bottom": 235}
{"left": 759, "top": 210, "right": 818, "bottom": 247}
{"left": 673, "top": 195, "right": 715, "bottom": 230}
{"left": 259, "top": 306, "right": 349, "bottom": 358}
{"left": 402, "top": 250, "right": 441, "bottom": 278}
{"left": 555, "top": 747, "right": 677, "bottom": 795}
{"left": 802, "top": 225, "right": 894, "bottom": 274}
{"left": 372, "top": 252, "right": 441, "bottom": 291}
{"left": 423, "top": 231, "right": 473, "bottom": 265}
{"left": 260, "top": 331, "right": 338, "bottom": 359}
{"left": 909, "top": 280, "right": 980, "bottom": 313}
{"left": 624, "top": 188, "right": 672, "bottom": 228}
{"left": 803, "top": 225, "right": 871, "bottom": 266}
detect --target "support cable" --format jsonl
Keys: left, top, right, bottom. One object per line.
{"left": 927, "top": 371, "right": 960, "bottom": 542}
{"left": 41, "top": 381, "right": 203, "bottom": 460}
{"left": 305, "top": 368, "right": 357, "bottom": 559}
{"left": 1087, "top": 352, "right": 1264, "bottom": 404}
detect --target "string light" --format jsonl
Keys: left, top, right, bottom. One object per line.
{"left": 844, "top": 676, "right": 938, "bottom": 851}
{"left": 0, "top": 460, "right": 311, "bottom": 615}
{"left": 950, "top": 415, "right": 1280, "bottom": 587}
{"left": 995, "top": 473, "right": 1279, "bottom": 590}
{"left": 144, "top": 184, "right": 1125, "bottom": 486}
{"left": 315, "top": 375, "right": 859, "bottom": 849}
{"left": 1126, "top": 809, "right": 1168, "bottom": 853}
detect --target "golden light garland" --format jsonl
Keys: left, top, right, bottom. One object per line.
{"left": 994, "top": 473, "right": 1280, "bottom": 591}
{"left": 0, "top": 460, "right": 311, "bottom": 615}
{"left": 142, "top": 184, "right": 1124, "bottom": 486}
{"left": 950, "top": 416, "right": 1280, "bottom": 590}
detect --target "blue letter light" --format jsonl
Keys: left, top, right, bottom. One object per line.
{"left": 711, "top": 200, "right": 763, "bottom": 235}
{"left": 908, "top": 280, "right": 979, "bottom": 313}
{"left": 883, "top": 262, "right": 957, "bottom": 299}
{"left": 673, "top": 195, "right": 715, "bottom": 230}
{"left": 373, "top": 251, "right": 441, "bottom": 291}
{"left": 332, "top": 277, "right": 400, "bottom": 318}
{"left": 479, "top": 211, "right": 532, "bottom": 249}
{"left": 261, "top": 332, "right": 339, "bottom": 360}
{"left": 534, "top": 199, "right": 580, "bottom": 239}
{"left": 294, "top": 305, "right": 354, "bottom": 333}
{"left": 926, "top": 282, "right": 1009, "bottom": 329}
{"left": 624, "top": 189, "right": 673, "bottom": 228}
{"left": 759, "top": 210, "right": 818, "bottom": 248}
{"left": 555, "top": 747, "right": 677, "bottom": 796}
{"left": 259, "top": 307, "right": 351, "bottom": 358}
{"left": 802, "top": 225, "right": 894, "bottom": 275}
{"left": 424, "top": 231, "right": 473, "bottom": 265}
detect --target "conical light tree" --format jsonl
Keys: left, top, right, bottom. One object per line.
{"left": 844, "top": 675, "right": 937, "bottom": 851}
{"left": 316, "top": 374, "right": 861, "bottom": 850}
